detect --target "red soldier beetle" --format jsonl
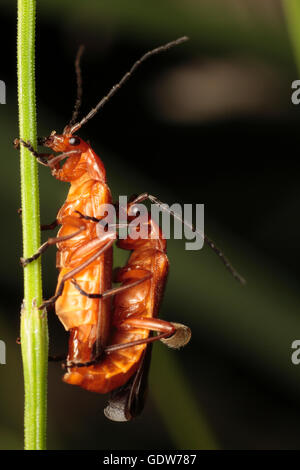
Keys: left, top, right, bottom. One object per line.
{"left": 16, "top": 37, "right": 244, "bottom": 421}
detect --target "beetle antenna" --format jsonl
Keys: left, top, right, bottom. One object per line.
{"left": 65, "top": 45, "right": 85, "bottom": 132}
{"left": 70, "top": 36, "right": 189, "bottom": 134}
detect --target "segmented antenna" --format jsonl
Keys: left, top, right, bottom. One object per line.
{"left": 70, "top": 36, "right": 189, "bottom": 134}
{"left": 145, "top": 194, "right": 246, "bottom": 285}
{"left": 202, "top": 234, "right": 246, "bottom": 285}
{"left": 66, "top": 45, "right": 85, "bottom": 131}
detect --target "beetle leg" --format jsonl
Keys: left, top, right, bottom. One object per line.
{"left": 65, "top": 319, "right": 191, "bottom": 369}
{"left": 20, "top": 224, "right": 86, "bottom": 267}
{"left": 46, "top": 149, "right": 81, "bottom": 168}
{"left": 71, "top": 272, "right": 152, "bottom": 299}
{"left": 15, "top": 138, "right": 81, "bottom": 167}
{"left": 14, "top": 138, "right": 50, "bottom": 165}
{"left": 65, "top": 329, "right": 184, "bottom": 368}
{"left": 75, "top": 210, "right": 129, "bottom": 232}
{"left": 106, "top": 319, "right": 191, "bottom": 352}
{"left": 104, "top": 318, "right": 175, "bottom": 354}
{"left": 74, "top": 211, "right": 101, "bottom": 223}
{"left": 39, "top": 237, "right": 115, "bottom": 310}
{"left": 41, "top": 219, "right": 59, "bottom": 231}
{"left": 18, "top": 207, "right": 58, "bottom": 231}
{"left": 65, "top": 316, "right": 169, "bottom": 370}
{"left": 129, "top": 192, "right": 246, "bottom": 285}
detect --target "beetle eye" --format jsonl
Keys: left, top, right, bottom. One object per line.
{"left": 69, "top": 136, "right": 81, "bottom": 146}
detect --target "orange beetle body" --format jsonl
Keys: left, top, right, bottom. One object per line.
{"left": 45, "top": 133, "right": 113, "bottom": 357}
{"left": 64, "top": 213, "right": 169, "bottom": 394}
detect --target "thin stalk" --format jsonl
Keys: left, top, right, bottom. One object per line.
{"left": 283, "top": 0, "right": 300, "bottom": 73}
{"left": 17, "top": 0, "right": 48, "bottom": 450}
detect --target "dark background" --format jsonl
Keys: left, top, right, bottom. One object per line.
{"left": 0, "top": 0, "right": 300, "bottom": 450}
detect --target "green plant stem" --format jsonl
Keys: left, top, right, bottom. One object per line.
{"left": 283, "top": 0, "right": 300, "bottom": 74}
{"left": 17, "top": 0, "right": 48, "bottom": 450}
